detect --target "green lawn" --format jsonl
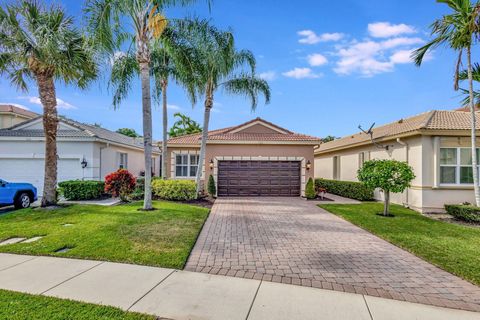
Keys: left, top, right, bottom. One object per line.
{"left": 0, "top": 289, "right": 154, "bottom": 320}
{"left": 319, "top": 202, "right": 480, "bottom": 286}
{"left": 0, "top": 201, "right": 209, "bottom": 269}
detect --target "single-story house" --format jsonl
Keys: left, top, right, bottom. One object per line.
{"left": 0, "top": 110, "right": 160, "bottom": 194}
{"left": 314, "top": 109, "right": 480, "bottom": 213}
{"left": 165, "top": 117, "right": 321, "bottom": 197}
{"left": 0, "top": 104, "right": 38, "bottom": 129}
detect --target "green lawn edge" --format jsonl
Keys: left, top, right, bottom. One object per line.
{"left": 319, "top": 202, "right": 480, "bottom": 286}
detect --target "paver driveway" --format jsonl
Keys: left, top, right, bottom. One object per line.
{"left": 185, "top": 197, "right": 480, "bottom": 312}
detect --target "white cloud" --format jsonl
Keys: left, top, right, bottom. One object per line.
{"left": 0, "top": 103, "right": 30, "bottom": 110}
{"left": 282, "top": 67, "right": 321, "bottom": 79}
{"left": 167, "top": 104, "right": 181, "bottom": 110}
{"left": 390, "top": 50, "right": 414, "bottom": 64}
{"left": 298, "top": 30, "right": 344, "bottom": 44}
{"left": 368, "top": 22, "right": 416, "bottom": 38}
{"left": 259, "top": 71, "right": 277, "bottom": 81}
{"left": 381, "top": 37, "right": 423, "bottom": 49}
{"left": 307, "top": 53, "right": 328, "bottom": 66}
{"left": 18, "top": 96, "right": 77, "bottom": 109}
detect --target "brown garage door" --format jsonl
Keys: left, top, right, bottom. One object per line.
{"left": 217, "top": 160, "right": 301, "bottom": 197}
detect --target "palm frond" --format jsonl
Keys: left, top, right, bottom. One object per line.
{"left": 458, "top": 62, "right": 480, "bottom": 81}
{"left": 109, "top": 51, "right": 139, "bottom": 108}
{"left": 223, "top": 75, "right": 271, "bottom": 111}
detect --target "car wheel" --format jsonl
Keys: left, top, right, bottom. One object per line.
{"left": 14, "top": 193, "right": 31, "bottom": 209}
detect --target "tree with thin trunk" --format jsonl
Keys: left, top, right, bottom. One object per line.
{"left": 178, "top": 20, "right": 271, "bottom": 195}
{"left": 459, "top": 63, "right": 480, "bottom": 106}
{"left": 85, "top": 0, "right": 199, "bottom": 209}
{"left": 151, "top": 25, "right": 199, "bottom": 179}
{"left": 413, "top": 0, "right": 480, "bottom": 206}
{"left": 169, "top": 112, "right": 202, "bottom": 137}
{"left": 0, "top": 1, "right": 97, "bottom": 207}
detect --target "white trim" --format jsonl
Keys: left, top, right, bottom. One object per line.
{"left": 212, "top": 156, "right": 306, "bottom": 197}
{"left": 228, "top": 120, "right": 290, "bottom": 134}
{"left": 0, "top": 153, "right": 82, "bottom": 160}
{"left": 171, "top": 150, "right": 204, "bottom": 180}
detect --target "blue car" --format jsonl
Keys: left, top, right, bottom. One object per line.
{"left": 0, "top": 179, "right": 38, "bottom": 209}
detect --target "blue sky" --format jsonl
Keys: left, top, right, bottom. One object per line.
{"left": 0, "top": 0, "right": 473, "bottom": 140}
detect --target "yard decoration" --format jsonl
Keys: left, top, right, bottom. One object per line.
{"left": 357, "top": 159, "right": 415, "bottom": 217}
{"left": 305, "top": 178, "right": 316, "bottom": 200}
{"left": 207, "top": 175, "right": 216, "bottom": 197}
{"left": 104, "top": 169, "right": 136, "bottom": 202}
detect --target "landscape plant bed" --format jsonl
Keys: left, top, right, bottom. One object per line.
{"left": 0, "top": 289, "right": 154, "bottom": 320}
{"left": 319, "top": 202, "right": 480, "bottom": 285}
{"left": 0, "top": 201, "right": 209, "bottom": 269}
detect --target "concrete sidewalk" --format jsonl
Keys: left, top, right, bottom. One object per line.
{"left": 0, "top": 253, "right": 478, "bottom": 320}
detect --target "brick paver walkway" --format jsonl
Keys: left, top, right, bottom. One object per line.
{"left": 185, "top": 197, "right": 480, "bottom": 312}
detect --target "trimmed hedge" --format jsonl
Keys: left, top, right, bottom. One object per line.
{"left": 314, "top": 178, "right": 374, "bottom": 201}
{"left": 58, "top": 180, "right": 105, "bottom": 200}
{"left": 152, "top": 179, "right": 196, "bottom": 201}
{"left": 445, "top": 204, "right": 480, "bottom": 223}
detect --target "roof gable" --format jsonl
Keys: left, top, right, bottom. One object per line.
{"left": 12, "top": 117, "right": 80, "bottom": 131}
{"left": 226, "top": 118, "right": 292, "bottom": 134}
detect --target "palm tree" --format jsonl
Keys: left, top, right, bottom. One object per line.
{"left": 85, "top": 0, "right": 198, "bottom": 210}
{"left": 178, "top": 20, "right": 271, "bottom": 195}
{"left": 0, "top": 1, "right": 97, "bottom": 207}
{"left": 151, "top": 25, "right": 198, "bottom": 179}
{"left": 169, "top": 112, "right": 202, "bottom": 137}
{"left": 459, "top": 63, "right": 480, "bottom": 106}
{"left": 413, "top": 0, "right": 480, "bottom": 206}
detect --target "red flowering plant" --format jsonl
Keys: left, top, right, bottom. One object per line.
{"left": 104, "top": 169, "right": 136, "bottom": 201}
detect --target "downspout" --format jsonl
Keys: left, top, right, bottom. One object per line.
{"left": 396, "top": 138, "right": 409, "bottom": 207}
{"left": 99, "top": 143, "right": 109, "bottom": 180}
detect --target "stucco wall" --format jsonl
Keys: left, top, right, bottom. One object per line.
{"left": 0, "top": 114, "right": 31, "bottom": 129}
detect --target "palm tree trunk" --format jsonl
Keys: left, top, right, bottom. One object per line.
{"left": 195, "top": 89, "right": 213, "bottom": 196}
{"left": 467, "top": 46, "right": 480, "bottom": 207}
{"left": 383, "top": 190, "right": 390, "bottom": 216}
{"left": 37, "top": 74, "right": 58, "bottom": 207}
{"left": 161, "top": 79, "right": 168, "bottom": 179}
{"left": 139, "top": 61, "right": 153, "bottom": 210}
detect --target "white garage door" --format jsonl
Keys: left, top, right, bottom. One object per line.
{"left": 0, "top": 158, "right": 83, "bottom": 194}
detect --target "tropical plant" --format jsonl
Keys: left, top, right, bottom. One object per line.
{"left": 321, "top": 135, "right": 338, "bottom": 143}
{"left": 412, "top": 0, "right": 480, "bottom": 206}
{"left": 151, "top": 178, "right": 196, "bottom": 200}
{"left": 357, "top": 160, "right": 415, "bottom": 216}
{"left": 178, "top": 19, "right": 271, "bottom": 195}
{"left": 0, "top": 1, "right": 97, "bottom": 206}
{"left": 116, "top": 128, "right": 140, "bottom": 137}
{"left": 458, "top": 63, "right": 480, "bottom": 106}
{"left": 85, "top": 0, "right": 200, "bottom": 210}
{"left": 305, "top": 178, "right": 316, "bottom": 199}
{"left": 169, "top": 112, "right": 202, "bottom": 137}
{"left": 207, "top": 174, "right": 216, "bottom": 197}
{"left": 104, "top": 169, "right": 136, "bottom": 201}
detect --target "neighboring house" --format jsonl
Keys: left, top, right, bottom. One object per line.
{"left": 0, "top": 104, "right": 39, "bottom": 129}
{"left": 315, "top": 109, "right": 480, "bottom": 213}
{"left": 0, "top": 116, "right": 160, "bottom": 194}
{"left": 165, "top": 118, "right": 321, "bottom": 197}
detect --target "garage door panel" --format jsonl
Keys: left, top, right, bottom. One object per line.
{"left": 218, "top": 160, "right": 300, "bottom": 197}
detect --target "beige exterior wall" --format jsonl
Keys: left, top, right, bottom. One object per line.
{"left": 165, "top": 144, "right": 316, "bottom": 196}
{"left": 314, "top": 134, "right": 480, "bottom": 213}
{"left": 0, "top": 114, "right": 32, "bottom": 129}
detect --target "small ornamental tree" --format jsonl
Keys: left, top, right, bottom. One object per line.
{"left": 357, "top": 160, "right": 415, "bottom": 216}
{"left": 305, "top": 177, "right": 316, "bottom": 200}
{"left": 207, "top": 175, "right": 216, "bottom": 197}
{"left": 104, "top": 169, "right": 136, "bottom": 202}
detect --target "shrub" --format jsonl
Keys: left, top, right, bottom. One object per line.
{"left": 151, "top": 179, "right": 196, "bottom": 201}
{"left": 58, "top": 180, "right": 104, "bottom": 200}
{"left": 305, "top": 177, "right": 316, "bottom": 199}
{"left": 445, "top": 204, "right": 480, "bottom": 223}
{"left": 130, "top": 177, "right": 145, "bottom": 201}
{"left": 315, "top": 178, "right": 374, "bottom": 201}
{"left": 207, "top": 175, "right": 216, "bottom": 197}
{"left": 104, "top": 169, "right": 136, "bottom": 201}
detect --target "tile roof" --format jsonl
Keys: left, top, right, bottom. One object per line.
{"left": 0, "top": 116, "right": 160, "bottom": 152}
{"left": 317, "top": 110, "right": 480, "bottom": 153}
{"left": 167, "top": 118, "right": 320, "bottom": 145}
{"left": 0, "top": 104, "right": 39, "bottom": 118}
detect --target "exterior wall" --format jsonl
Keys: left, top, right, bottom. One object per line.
{"left": 314, "top": 135, "right": 480, "bottom": 213}
{"left": 0, "top": 114, "right": 31, "bottom": 129}
{"left": 165, "top": 144, "right": 316, "bottom": 196}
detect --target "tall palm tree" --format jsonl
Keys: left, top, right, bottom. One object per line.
{"left": 151, "top": 25, "right": 198, "bottom": 179}
{"left": 413, "top": 0, "right": 480, "bottom": 206}
{"left": 179, "top": 20, "right": 271, "bottom": 195}
{"left": 459, "top": 63, "right": 480, "bottom": 106}
{"left": 85, "top": 0, "right": 198, "bottom": 210}
{"left": 169, "top": 112, "right": 202, "bottom": 137}
{"left": 0, "top": 1, "right": 97, "bottom": 207}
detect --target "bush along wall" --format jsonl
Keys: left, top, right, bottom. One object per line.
{"left": 152, "top": 179, "right": 197, "bottom": 201}
{"left": 445, "top": 204, "right": 480, "bottom": 223}
{"left": 58, "top": 180, "right": 105, "bottom": 200}
{"left": 314, "top": 178, "right": 374, "bottom": 201}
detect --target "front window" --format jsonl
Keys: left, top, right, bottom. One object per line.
{"left": 175, "top": 154, "right": 199, "bottom": 178}
{"left": 118, "top": 153, "right": 128, "bottom": 169}
{"left": 440, "top": 148, "right": 480, "bottom": 185}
